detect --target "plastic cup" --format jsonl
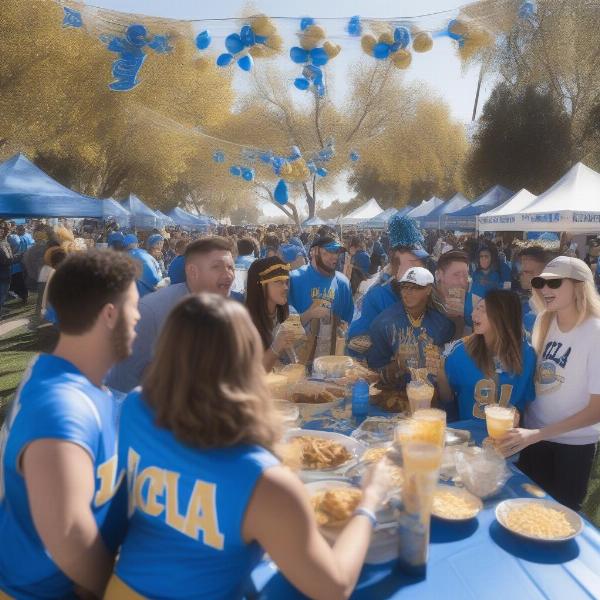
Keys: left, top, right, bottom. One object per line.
{"left": 402, "top": 441, "right": 443, "bottom": 474}
{"left": 484, "top": 405, "right": 515, "bottom": 440}
{"left": 410, "top": 409, "right": 447, "bottom": 448}
{"left": 406, "top": 381, "right": 434, "bottom": 415}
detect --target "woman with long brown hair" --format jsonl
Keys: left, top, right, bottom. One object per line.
{"left": 498, "top": 257, "right": 600, "bottom": 511}
{"left": 438, "top": 289, "right": 537, "bottom": 421}
{"left": 245, "top": 256, "right": 296, "bottom": 371}
{"left": 106, "top": 294, "right": 388, "bottom": 600}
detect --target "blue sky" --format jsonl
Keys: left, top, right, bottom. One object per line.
{"left": 85, "top": 0, "right": 493, "bottom": 214}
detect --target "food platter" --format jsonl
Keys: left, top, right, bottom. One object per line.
{"left": 495, "top": 498, "right": 583, "bottom": 542}
{"left": 282, "top": 429, "right": 365, "bottom": 481}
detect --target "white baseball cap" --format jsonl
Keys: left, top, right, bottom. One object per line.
{"left": 538, "top": 256, "right": 593, "bottom": 283}
{"left": 399, "top": 266, "right": 434, "bottom": 287}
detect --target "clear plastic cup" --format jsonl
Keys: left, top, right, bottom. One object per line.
{"left": 406, "top": 380, "right": 434, "bottom": 415}
{"left": 410, "top": 409, "right": 447, "bottom": 448}
{"left": 484, "top": 405, "right": 515, "bottom": 440}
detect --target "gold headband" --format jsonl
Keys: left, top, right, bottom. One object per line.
{"left": 258, "top": 262, "right": 291, "bottom": 285}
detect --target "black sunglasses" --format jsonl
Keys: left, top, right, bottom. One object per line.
{"left": 531, "top": 277, "right": 564, "bottom": 290}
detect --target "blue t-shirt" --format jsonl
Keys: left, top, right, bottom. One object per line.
{"left": 114, "top": 390, "right": 279, "bottom": 599}
{"left": 288, "top": 264, "right": 354, "bottom": 324}
{"left": 235, "top": 254, "right": 256, "bottom": 270}
{"left": 347, "top": 282, "right": 396, "bottom": 357}
{"left": 444, "top": 339, "right": 537, "bottom": 420}
{"left": 129, "top": 248, "right": 162, "bottom": 297}
{"left": 367, "top": 302, "right": 455, "bottom": 385}
{"left": 0, "top": 355, "right": 124, "bottom": 599}
{"left": 471, "top": 269, "right": 502, "bottom": 297}
{"left": 168, "top": 255, "right": 186, "bottom": 285}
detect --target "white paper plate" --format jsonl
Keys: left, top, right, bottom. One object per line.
{"left": 284, "top": 429, "right": 365, "bottom": 481}
{"left": 431, "top": 485, "right": 482, "bottom": 522}
{"left": 495, "top": 498, "right": 583, "bottom": 542}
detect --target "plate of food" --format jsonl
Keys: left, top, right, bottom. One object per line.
{"left": 495, "top": 498, "right": 583, "bottom": 542}
{"left": 431, "top": 485, "right": 483, "bottom": 521}
{"left": 306, "top": 480, "right": 363, "bottom": 529}
{"left": 282, "top": 430, "right": 365, "bottom": 479}
{"left": 288, "top": 382, "right": 344, "bottom": 419}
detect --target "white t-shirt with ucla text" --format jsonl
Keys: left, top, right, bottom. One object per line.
{"left": 525, "top": 316, "right": 600, "bottom": 445}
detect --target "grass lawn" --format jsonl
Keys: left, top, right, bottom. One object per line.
{"left": 0, "top": 296, "right": 599, "bottom": 527}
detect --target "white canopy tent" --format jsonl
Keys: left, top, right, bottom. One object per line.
{"left": 405, "top": 197, "right": 444, "bottom": 223}
{"left": 489, "top": 163, "right": 600, "bottom": 232}
{"left": 477, "top": 189, "right": 537, "bottom": 232}
{"left": 339, "top": 198, "right": 384, "bottom": 225}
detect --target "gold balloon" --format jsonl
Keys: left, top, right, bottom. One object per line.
{"left": 413, "top": 32, "right": 433, "bottom": 53}
{"left": 300, "top": 25, "right": 326, "bottom": 50}
{"left": 251, "top": 15, "right": 276, "bottom": 38}
{"left": 391, "top": 49, "right": 412, "bottom": 69}
{"left": 280, "top": 161, "right": 293, "bottom": 178}
{"left": 361, "top": 34, "right": 376, "bottom": 56}
{"left": 379, "top": 32, "right": 394, "bottom": 46}
{"left": 323, "top": 41, "right": 341, "bottom": 59}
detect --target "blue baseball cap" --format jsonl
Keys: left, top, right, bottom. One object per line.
{"left": 147, "top": 233, "right": 164, "bottom": 248}
{"left": 310, "top": 235, "right": 345, "bottom": 253}
{"left": 124, "top": 233, "right": 138, "bottom": 246}
{"left": 280, "top": 243, "right": 302, "bottom": 263}
{"left": 107, "top": 231, "right": 125, "bottom": 248}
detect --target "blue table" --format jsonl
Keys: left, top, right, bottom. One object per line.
{"left": 250, "top": 418, "right": 600, "bottom": 599}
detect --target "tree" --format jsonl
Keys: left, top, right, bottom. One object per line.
{"left": 465, "top": 83, "right": 573, "bottom": 194}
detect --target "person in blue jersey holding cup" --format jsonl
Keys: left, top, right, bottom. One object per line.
{"left": 107, "top": 294, "right": 389, "bottom": 600}
{"left": 0, "top": 250, "right": 140, "bottom": 599}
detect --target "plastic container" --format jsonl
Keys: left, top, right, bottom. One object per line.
{"left": 313, "top": 356, "right": 354, "bottom": 379}
{"left": 352, "top": 379, "right": 370, "bottom": 423}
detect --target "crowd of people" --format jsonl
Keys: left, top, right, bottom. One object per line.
{"left": 0, "top": 212, "right": 600, "bottom": 598}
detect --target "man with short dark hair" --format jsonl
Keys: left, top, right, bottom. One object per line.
{"left": 517, "top": 245, "right": 552, "bottom": 336}
{"left": 435, "top": 249, "right": 471, "bottom": 336}
{"left": 289, "top": 234, "right": 354, "bottom": 361}
{"left": 107, "top": 236, "right": 236, "bottom": 392}
{"left": 0, "top": 250, "right": 140, "bottom": 598}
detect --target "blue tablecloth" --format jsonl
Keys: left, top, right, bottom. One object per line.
{"left": 250, "top": 416, "right": 600, "bottom": 600}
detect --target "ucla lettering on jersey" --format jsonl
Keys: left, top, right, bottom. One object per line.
{"left": 0, "top": 355, "right": 123, "bottom": 600}
{"left": 114, "top": 390, "right": 279, "bottom": 600}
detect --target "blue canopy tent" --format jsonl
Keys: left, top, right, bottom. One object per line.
{"left": 167, "top": 207, "right": 213, "bottom": 230}
{"left": 0, "top": 153, "right": 111, "bottom": 218}
{"left": 421, "top": 193, "right": 470, "bottom": 230}
{"left": 120, "top": 194, "right": 158, "bottom": 230}
{"left": 154, "top": 209, "right": 175, "bottom": 228}
{"left": 102, "top": 199, "right": 131, "bottom": 227}
{"left": 442, "top": 185, "right": 513, "bottom": 231}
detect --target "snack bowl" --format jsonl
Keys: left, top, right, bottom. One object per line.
{"left": 288, "top": 381, "right": 345, "bottom": 419}
{"left": 495, "top": 498, "right": 583, "bottom": 542}
{"left": 313, "top": 356, "right": 354, "bottom": 379}
{"left": 431, "top": 485, "right": 482, "bottom": 522}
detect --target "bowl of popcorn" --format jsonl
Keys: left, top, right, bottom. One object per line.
{"left": 431, "top": 485, "right": 482, "bottom": 521}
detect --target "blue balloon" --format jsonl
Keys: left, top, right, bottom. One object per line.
{"left": 230, "top": 165, "right": 242, "bottom": 177}
{"left": 394, "top": 26, "right": 411, "bottom": 49}
{"left": 242, "top": 168, "right": 255, "bottom": 181}
{"left": 300, "top": 17, "right": 315, "bottom": 31}
{"left": 213, "top": 151, "right": 225, "bottom": 163}
{"left": 225, "top": 33, "right": 244, "bottom": 54}
{"left": 126, "top": 24, "right": 148, "bottom": 47}
{"left": 310, "top": 47, "right": 329, "bottom": 66}
{"left": 447, "top": 20, "right": 462, "bottom": 41}
{"left": 348, "top": 16, "right": 361, "bottom": 37}
{"left": 274, "top": 179, "right": 289, "bottom": 204}
{"left": 260, "top": 152, "right": 273, "bottom": 164}
{"left": 316, "top": 167, "right": 328, "bottom": 177}
{"left": 373, "top": 43, "right": 391, "bottom": 60}
{"left": 216, "top": 53, "right": 234, "bottom": 67}
{"left": 255, "top": 34, "right": 268, "bottom": 44}
{"left": 237, "top": 54, "right": 253, "bottom": 71}
{"left": 294, "top": 77, "right": 310, "bottom": 91}
{"left": 289, "top": 146, "right": 302, "bottom": 160}
{"left": 290, "top": 46, "right": 309, "bottom": 64}
{"left": 240, "top": 25, "right": 255, "bottom": 47}
{"left": 195, "top": 30, "right": 211, "bottom": 50}
{"left": 349, "top": 151, "right": 360, "bottom": 162}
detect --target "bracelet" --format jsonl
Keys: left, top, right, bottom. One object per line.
{"left": 353, "top": 507, "right": 377, "bottom": 528}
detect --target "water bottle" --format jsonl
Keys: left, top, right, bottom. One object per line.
{"left": 351, "top": 379, "right": 369, "bottom": 423}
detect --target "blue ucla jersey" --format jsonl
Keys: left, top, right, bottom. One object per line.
{"left": 0, "top": 355, "right": 123, "bottom": 599}
{"left": 444, "top": 339, "right": 536, "bottom": 420}
{"left": 115, "top": 391, "right": 279, "bottom": 599}
{"left": 289, "top": 264, "right": 354, "bottom": 323}
{"left": 347, "top": 282, "right": 396, "bottom": 357}
{"left": 128, "top": 248, "right": 162, "bottom": 297}
{"left": 367, "top": 303, "right": 455, "bottom": 380}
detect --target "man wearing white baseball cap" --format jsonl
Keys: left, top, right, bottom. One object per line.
{"left": 367, "top": 266, "right": 455, "bottom": 388}
{"left": 498, "top": 256, "right": 600, "bottom": 511}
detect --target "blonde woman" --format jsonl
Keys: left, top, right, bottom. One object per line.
{"left": 107, "top": 294, "right": 389, "bottom": 600}
{"left": 499, "top": 257, "right": 600, "bottom": 510}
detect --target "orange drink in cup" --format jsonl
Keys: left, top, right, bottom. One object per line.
{"left": 484, "top": 405, "right": 515, "bottom": 440}
{"left": 410, "top": 408, "right": 447, "bottom": 448}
